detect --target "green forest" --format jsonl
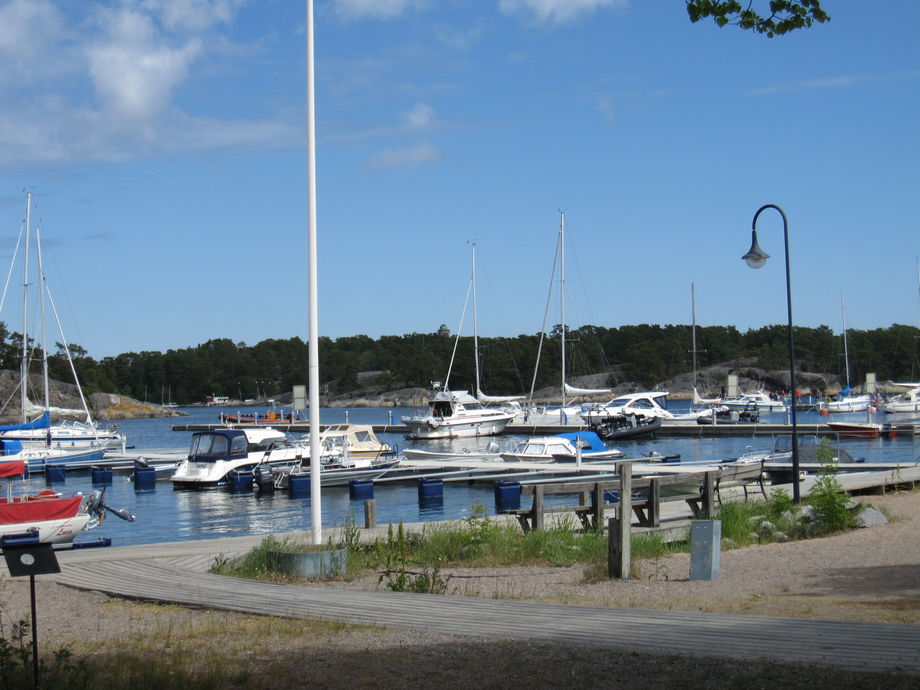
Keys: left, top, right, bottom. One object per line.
{"left": 2, "top": 320, "right": 918, "bottom": 405}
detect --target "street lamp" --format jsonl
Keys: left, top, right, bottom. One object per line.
{"left": 742, "top": 204, "right": 801, "bottom": 503}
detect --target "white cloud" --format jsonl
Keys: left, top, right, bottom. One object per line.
{"left": 88, "top": 7, "right": 201, "bottom": 122}
{"left": 403, "top": 103, "right": 435, "bottom": 130}
{"left": 151, "top": 0, "right": 245, "bottom": 32}
{"left": 498, "top": 0, "right": 628, "bottom": 24}
{"left": 331, "top": 0, "right": 428, "bottom": 20}
{"left": 370, "top": 143, "right": 439, "bottom": 168}
{"left": 0, "top": 1, "right": 301, "bottom": 167}
{"left": 0, "top": 0, "right": 68, "bottom": 84}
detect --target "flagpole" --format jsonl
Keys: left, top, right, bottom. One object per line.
{"left": 306, "top": 0, "right": 322, "bottom": 545}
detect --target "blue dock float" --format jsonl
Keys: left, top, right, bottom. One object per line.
{"left": 288, "top": 473, "right": 310, "bottom": 497}
{"left": 494, "top": 480, "right": 522, "bottom": 512}
{"left": 91, "top": 466, "right": 113, "bottom": 484}
{"left": 45, "top": 464, "right": 66, "bottom": 484}
{"left": 133, "top": 466, "right": 157, "bottom": 491}
{"left": 349, "top": 479, "right": 374, "bottom": 500}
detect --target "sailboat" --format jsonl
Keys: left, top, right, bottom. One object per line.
{"left": 823, "top": 292, "right": 872, "bottom": 413}
{"left": 401, "top": 243, "right": 516, "bottom": 439}
{"left": 0, "top": 193, "right": 125, "bottom": 456}
{"left": 515, "top": 212, "right": 610, "bottom": 426}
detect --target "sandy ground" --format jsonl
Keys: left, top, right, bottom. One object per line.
{"left": 0, "top": 490, "right": 917, "bottom": 687}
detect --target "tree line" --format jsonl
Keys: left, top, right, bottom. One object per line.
{"left": 1, "top": 320, "right": 917, "bottom": 405}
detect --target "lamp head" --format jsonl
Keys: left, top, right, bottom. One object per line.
{"left": 742, "top": 229, "right": 770, "bottom": 269}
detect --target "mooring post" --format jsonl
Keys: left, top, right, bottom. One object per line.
{"left": 592, "top": 482, "right": 604, "bottom": 529}
{"left": 532, "top": 485, "right": 545, "bottom": 531}
{"left": 364, "top": 499, "right": 377, "bottom": 529}
{"left": 702, "top": 471, "right": 715, "bottom": 519}
{"left": 609, "top": 463, "right": 632, "bottom": 578}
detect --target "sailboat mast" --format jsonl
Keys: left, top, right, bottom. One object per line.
{"left": 559, "top": 212, "right": 566, "bottom": 408}
{"left": 36, "top": 228, "right": 50, "bottom": 415}
{"left": 19, "top": 193, "right": 31, "bottom": 424}
{"left": 841, "top": 291, "right": 851, "bottom": 389}
{"left": 471, "top": 242, "right": 481, "bottom": 398}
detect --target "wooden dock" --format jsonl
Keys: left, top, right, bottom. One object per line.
{"left": 171, "top": 421, "right": 919, "bottom": 438}
{"left": 47, "top": 556, "right": 920, "bottom": 674}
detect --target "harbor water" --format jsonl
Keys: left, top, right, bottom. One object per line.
{"left": 12, "top": 404, "right": 920, "bottom": 548}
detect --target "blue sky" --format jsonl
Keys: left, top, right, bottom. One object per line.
{"left": 0, "top": 0, "right": 917, "bottom": 359}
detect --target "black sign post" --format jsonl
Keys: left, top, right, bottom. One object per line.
{"left": 2, "top": 532, "right": 61, "bottom": 690}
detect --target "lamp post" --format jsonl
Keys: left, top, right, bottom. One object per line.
{"left": 742, "top": 204, "right": 801, "bottom": 503}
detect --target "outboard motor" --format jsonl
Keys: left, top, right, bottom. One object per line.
{"left": 134, "top": 456, "right": 151, "bottom": 469}
{"left": 253, "top": 463, "right": 275, "bottom": 491}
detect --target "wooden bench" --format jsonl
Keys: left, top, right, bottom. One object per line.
{"left": 500, "top": 463, "right": 765, "bottom": 532}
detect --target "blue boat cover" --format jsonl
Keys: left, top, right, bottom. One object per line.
{"left": 0, "top": 411, "right": 50, "bottom": 432}
{"left": 557, "top": 430, "right": 607, "bottom": 452}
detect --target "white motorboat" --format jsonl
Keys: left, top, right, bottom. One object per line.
{"left": 881, "top": 385, "right": 920, "bottom": 414}
{"left": 0, "top": 193, "right": 126, "bottom": 452}
{"left": 299, "top": 424, "right": 394, "bottom": 460}
{"left": 402, "top": 389, "right": 513, "bottom": 440}
{"left": 719, "top": 390, "right": 787, "bottom": 413}
{"left": 500, "top": 431, "right": 623, "bottom": 463}
{"left": 170, "top": 427, "right": 305, "bottom": 489}
{"left": 580, "top": 392, "right": 709, "bottom": 426}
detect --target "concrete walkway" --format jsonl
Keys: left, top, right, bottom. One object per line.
{"left": 46, "top": 540, "right": 920, "bottom": 676}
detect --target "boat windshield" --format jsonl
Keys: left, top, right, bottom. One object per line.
{"left": 189, "top": 433, "right": 245, "bottom": 461}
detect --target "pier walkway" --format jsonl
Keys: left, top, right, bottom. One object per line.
{"left": 51, "top": 551, "right": 920, "bottom": 675}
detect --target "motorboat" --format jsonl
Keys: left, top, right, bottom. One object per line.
{"left": 580, "top": 392, "right": 709, "bottom": 426}
{"left": 300, "top": 424, "right": 394, "bottom": 459}
{"left": 0, "top": 460, "right": 132, "bottom": 544}
{"left": 170, "top": 427, "right": 305, "bottom": 489}
{"left": 500, "top": 431, "right": 623, "bottom": 463}
{"left": 269, "top": 453, "right": 399, "bottom": 489}
{"left": 696, "top": 404, "right": 760, "bottom": 425}
{"left": 881, "top": 385, "right": 920, "bottom": 414}
{"left": 402, "top": 389, "right": 513, "bottom": 440}
{"left": 826, "top": 421, "right": 889, "bottom": 439}
{"left": 718, "top": 390, "right": 786, "bottom": 413}
{"left": 592, "top": 414, "right": 662, "bottom": 440}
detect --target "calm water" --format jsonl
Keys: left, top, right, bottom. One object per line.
{"left": 13, "top": 404, "right": 919, "bottom": 548}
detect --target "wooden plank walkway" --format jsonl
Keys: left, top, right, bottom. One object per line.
{"left": 50, "top": 554, "right": 920, "bottom": 675}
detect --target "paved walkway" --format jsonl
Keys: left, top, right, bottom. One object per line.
{"left": 49, "top": 545, "right": 920, "bottom": 676}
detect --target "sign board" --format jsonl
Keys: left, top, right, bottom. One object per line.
{"left": 293, "top": 384, "right": 307, "bottom": 410}
{"left": 1, "top": 534, "right": 60, "bottom": 577}
{"left": 865, "top": 372, "right": 876, "bottom": 394}
{"left": 727, "top": 374, "right": 738, "bottom": 397}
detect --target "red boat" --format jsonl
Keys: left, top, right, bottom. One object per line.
{"left": 0, "top": 461, "right": 95, "bottom": 544}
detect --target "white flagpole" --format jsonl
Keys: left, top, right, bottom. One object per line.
{"left": 306, "top": 0, "right": 322, "bottom": 545}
